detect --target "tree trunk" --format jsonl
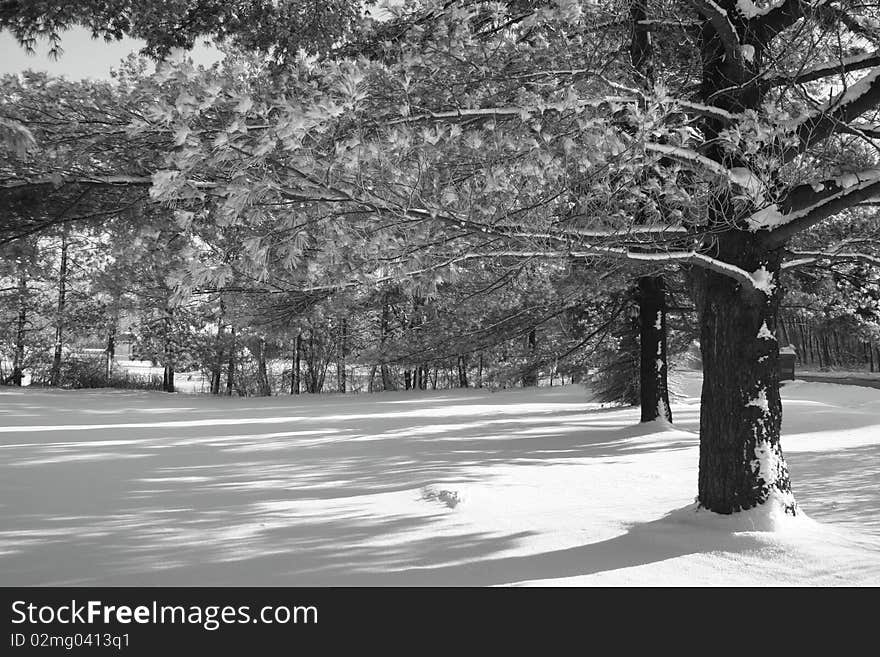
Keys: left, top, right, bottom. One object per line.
{"left": 105, "top": 324, "right": 116, "bottom": 385}
{"left": 162, "top": 308, "right": 174, "bottom": 393}
{"left": 522, "top": 329, "right": 538, "bottom": 387}
{"left": 380, "top": 364, "right": 394, "bottom": 391}
{"left": 226, "top": 326, "right": 236, "bottom": 395}
{"left": 337, "top": 318, "right": 347, "bottom": 393}
{"left": 638, "top": 276, "right": 673, "bottom": 423}
{"left": 694, "top": 7, "right": 796, "bottom": 516}
{"left": 50, "top": 229, "right": 69, "bottom": 387}
{"left": 257, "top": 337, "right": 271, "bottom": 396}
{"left": 629, "top": 1, "right": 671, "bottom": 424}
{"left": 695, "top": 234, "right": 794, "bottom": 514}
{"left": 11, "top": 264, "right": 27, "bottom": 386}
{"left": 457, "top": 354, "right": 469, "bottom": 388}
{"left": 291, "top": 333, "right": 301, "bottom": 395}
{"left": 211, "top": 299, "right": 225, "bottom": 395}
{"left": 380, "top": 303, "right": 394, "bottom": 391}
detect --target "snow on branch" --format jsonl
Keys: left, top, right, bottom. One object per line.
{"left": 734, "top": 0, "right": 785, "bottom": 19}
{"left": 499, "top": 241, "right": 763, "bottom": 292}
{"left": 763, "top": 50, "right": 880, "bottom": 89}
{"left": 761, "top": 171, "right": 880, "bottom": 247}
{"left": 685, "top": 0, "right": 744, "bottom": 62}
{"left": 676, "top": 100, "right": 740, "bottom": 122}
{"left": 624, "top": 250, "right": 763, "bottom": 291}
{"left": 0, "top": 175, "right": 159, "bottom": 189}
{"left": 636, "top": 19, "right": 702, "bottom": 28}
{"left": 382, "top": 97, "right": 738, "bottom": 130}
{"left": 752, "top": 0, "right": 825, "bottom": 40}
{"left": 840, "top": 122, "right": 880, "bottom": 140}
{"left": 646, "top": 143, "right": 730, "bottom": 177}
{"left": 383, "top": 97, "right": 638, "bottom": 126}
{"left": 646, "top": 143, "right": 762, "bottom": 197}
{"left": 782, "top": 249, "right": 880, "bottom": 270}
{"left": 783, "top": 66, "right": 880, "bottom": 161}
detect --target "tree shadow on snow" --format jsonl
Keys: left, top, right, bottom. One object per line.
{"left": 1, "top": 384, "right": 876, "bottom": 585}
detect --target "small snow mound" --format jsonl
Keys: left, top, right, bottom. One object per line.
{"left": 668, "top": 494, "right": 812, "bottom": 533}
{"left": 421, "top": 485, "right": 463, "bottom": 508}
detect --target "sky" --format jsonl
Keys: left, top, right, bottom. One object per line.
{"left": 0, "top": 26, "right": 222, "bottom": 80}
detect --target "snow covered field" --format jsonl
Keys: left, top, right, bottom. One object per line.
{"left": 1, "top": 371, "right": 878, "bottom": 586}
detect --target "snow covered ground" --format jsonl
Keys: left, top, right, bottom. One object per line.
{"left": 0, "top": 371, "right": 878, "bottom": 586}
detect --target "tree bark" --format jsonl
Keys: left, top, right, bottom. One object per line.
{"left": 337, "top": 318, "right": 347, "bottom": 393}
{"left": 522, "top": 329, "right": 538, "bottom": 387}
{"left": 50, "top": 229, "right": 69, "bottom": 387}
{"left": 695, "top": 231, "right": 794, "bottom": 514}
{"left": 291, "top": 333, "right": 301, "bottom": 395}
{"left": 638, "top": 276, "right": 673, "bottom": 423}
{"left": 226, "top": 326, "right": 236, "bottom": 395}
{"left": 457, "top": 354, "right": 469, "bottom": 388}
{"left": 629, "top": 2, "right": 672, "bottom": 423}
{"left": 257, "top": 337, "right": 271, "bottom": 396}
{"left": 380, "top": 303, "right": 394, "bottom": 391}
{"left": 105, "top": 323, "right": 116, "bottom": 384}
{"left": 11, "top": 263, "right": 27, "bottom": 386}
{"left": 211, "top": 299, "right": 225, "bottom": 395}
{"left": 162, "top": 308, "right": 174, "bottom": 393}
{"left": 695, "top": 10, "right": 796, "bottom": 514}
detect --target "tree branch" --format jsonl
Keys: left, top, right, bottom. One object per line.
{"left": 783, "top": 249, "right": 880, "bottom": 269}
{"left": 752, "top": 0, "right": 817, "bottom": 41}
{"left": 686, "top": 0, "right": 743, "bottom": 61}
{"left": 762, "top": 174, "right": 880, "bottom": 247}
{"left": 782, "top": 67, "right": 880, "bottom": 161}
{"left": 762, "top": 50, "right": 880, "bottom": 89}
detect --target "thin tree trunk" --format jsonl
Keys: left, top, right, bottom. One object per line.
{"left": 257, "top": 337, "right": 271, "bottom": 396}
{"left": 162, "top": 308, "right": 174, "bottom": 393}
{"left": 379, "top": 303, "right": 394, "bottom": 391}
{"left": 105, "top": 324, "right": 116, "bottom": 384}
{"left": 211, "top": 299, "right": 225, "bottom": 395}
{"left": 522, "top": 329, "right": 538, "bottom": 387}
{"left": 457, "top": 354, "right": 469, "bottom": 388}
{"left": 629, "top": 2, "right": 672, "bottom": 423}
{"left": 50, "top": 229, "right": 69, "bottom": 387}
{"left": 226, "top": 326, "right": 236, "bottom": 395}
{"left": 337, "top": 318, "right": 347, "bottom": 393}
{"left": 638, "top": 276, "right": 673, "bottom": 423}
{"left": 11, "top": 264, "right": 27, "bottom": 386}
{"left": 291, "top": 333, "right": 301, "bottom": 394}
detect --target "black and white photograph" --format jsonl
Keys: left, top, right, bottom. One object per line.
{"left": 2, "top": 0, "right": 880, "bottom": 603}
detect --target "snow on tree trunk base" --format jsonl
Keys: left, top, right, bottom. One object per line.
{"left": 676, "top": 495, "right": 809, "bottom": 533}
{"left": 695, "top": 237, "right": 798, "bottom": 517}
